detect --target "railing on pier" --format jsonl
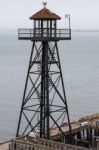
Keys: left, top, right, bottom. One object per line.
{"left": 18, "top": 28, "right": 71, "bottom": 40}
{"left": 10, "top": 136, "right": 90, "bottom": 150}
{"left": 78, "top": 113, "right": 99, "bottom": 123}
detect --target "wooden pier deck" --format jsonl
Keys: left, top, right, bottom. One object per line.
{"left": 0, "top": 142, "right": 10, "bottom": 150}
{"left": 50, "top": 113, "right": 99, "bottom": 139}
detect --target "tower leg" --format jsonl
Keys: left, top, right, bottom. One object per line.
{"left": 16, "top": 42, "right": 35, "bottom": 137}
{"left": 55, "top": 42, "right": 71, "bottom": 135}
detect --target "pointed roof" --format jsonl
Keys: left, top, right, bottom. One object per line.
{"left": 30, "top": 8, "right": 61, "bottom": 20}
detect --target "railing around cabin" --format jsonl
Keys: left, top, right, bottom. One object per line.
{"left": 18, "top": 28, "right": 71, "bottom": 40}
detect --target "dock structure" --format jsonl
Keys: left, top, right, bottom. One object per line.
{"left": 0, "top": 136, "right": 90, "bottom": 150}
{"left": 51, "top": 113, "right": 99, "bottom": 138}
{"left": 1, "top": 113, "right": 99, "bottom": 150}
{"left": 0, "top": 141, "right": 10, "bottom": 150}
{"left": 50, "top": 113, "right": 99, "bottom": 147}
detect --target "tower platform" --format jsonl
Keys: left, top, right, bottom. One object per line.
{"left": 18, "top": 28, "right": 71, "bottom": 41}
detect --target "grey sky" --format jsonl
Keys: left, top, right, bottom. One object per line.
{"left": 0, "top": 0, "right": 99, "bottom": 29}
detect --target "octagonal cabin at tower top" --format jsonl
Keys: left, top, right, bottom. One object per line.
{"left": 18, "top": 3, "right": 71, "bottom": 41}
{"left": 30, "top": 3, "right": 61, "bottom": 31}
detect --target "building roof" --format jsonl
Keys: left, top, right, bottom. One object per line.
{"left": 30, "top": 8, "right": 61, "bottom": 20}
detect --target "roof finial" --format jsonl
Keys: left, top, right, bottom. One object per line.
{"left": 43, "top": 1, "right": 47, "bottom": 8}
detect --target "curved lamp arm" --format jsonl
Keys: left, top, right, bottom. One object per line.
{"left": 65, "top": 14, "right": 71, "bottom": 29}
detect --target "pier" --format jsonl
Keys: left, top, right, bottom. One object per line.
{"left": 0, "top": 141, "right": 10, "bottom": 150}
{"left": 0, "top": 136, "right": 89, "bottom": 150}
{"left": 1, "top": 113, "right": 99, "bottom": 149}
{"left": 50, "top": 113, "right": 99, "bottom": 147}
{"left": 51, "top": 113, "right": 99, "bottom": 138}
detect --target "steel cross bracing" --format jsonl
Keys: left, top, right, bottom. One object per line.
{"left": 16, "top": 41, "right": 71, "bottom": 140}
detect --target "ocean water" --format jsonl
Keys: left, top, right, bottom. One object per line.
{"left": 0, "top": 30, "right": 99, "bottom": 141}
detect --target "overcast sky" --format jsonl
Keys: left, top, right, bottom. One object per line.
{"left": 0, "top": 0, "right": 99, "bottom": 30}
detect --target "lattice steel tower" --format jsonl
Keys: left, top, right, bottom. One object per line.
{"left": 16, "top": 3, "right": 71, "bottom": 140}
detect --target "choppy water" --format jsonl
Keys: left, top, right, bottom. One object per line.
{"left": 0, "top": 30, "right": 99, "bottom": 141}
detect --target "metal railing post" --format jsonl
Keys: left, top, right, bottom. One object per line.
{"left": 11, "top": 140, "right": 13, "bottom": 150}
